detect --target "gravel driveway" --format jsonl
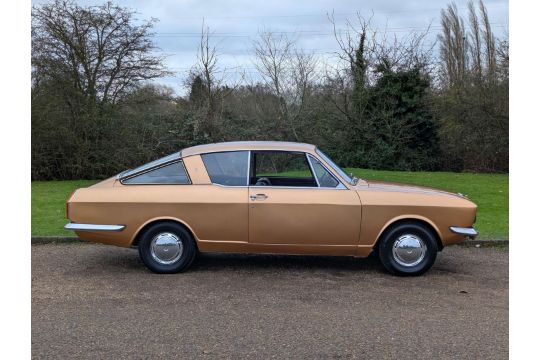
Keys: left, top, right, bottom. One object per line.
{"left": 32, "top": 243, "right": 508, "bottom": 359}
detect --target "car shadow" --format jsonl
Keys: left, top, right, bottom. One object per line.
{"left": 93, "top": 247, "right": 385, "bottom": 274}
{"left": 189, "top": 252, "right": 385, "bottom": 274}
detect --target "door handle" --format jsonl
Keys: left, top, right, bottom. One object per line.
{"left": 250, "top": 194, "right": 268, "bottom": 201}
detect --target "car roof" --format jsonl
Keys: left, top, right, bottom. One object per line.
{"left": 182, "top": 141, "right": 317, "bottom": 157}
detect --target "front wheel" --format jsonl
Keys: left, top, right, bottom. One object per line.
{"left": 378, "top": 222, "right": 438, "bottom": 276}
{"left": 137, "top": 222, "right": 197, "bottom": 274}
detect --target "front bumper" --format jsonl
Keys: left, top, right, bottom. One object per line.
{"left": 449, "top": 226, "right": 478, "bottom": 238}
{"left": 64, "top": 223, "right": 125, "bottom": 232}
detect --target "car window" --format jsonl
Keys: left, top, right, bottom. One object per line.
{"left": 251, "top": 151, "right": 317, "bottom": 187}
{"left": 119, "top": 152, "right": 181, "bottom": 180}
{"left": 122, "top": 161, "right": 190, "bottom": 184}
{"left": 202, "top": 151, "right": 249, "bottom": 186}
{"left": 308, "top": 156, "right": 340, "bottom": 188}
{"left": 315, "top": 149, "right": 353, "bottom": 184}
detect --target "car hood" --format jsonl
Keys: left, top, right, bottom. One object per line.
{"left": 363, "top": 180, "right": 467, "bottom": 199}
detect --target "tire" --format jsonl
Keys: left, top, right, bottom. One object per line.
{"left": 137, "top": 222, "right": 197, "bottom": 274}
{"left": 378, "top": 221, "right": 438, "bottom": 276}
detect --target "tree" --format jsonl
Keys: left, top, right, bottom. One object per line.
{"left": 32, "top": 0, "right": 168, "bottom": 112}
{"left": 252, "top": 31, "right": 319, "bottom": 141}
{"left": 362, "top": 65, "right": 440, "bottom": 170}
{"left": 31, "top": 0, "right": 170, "bottom": 179}
{"left": 186, "top": 22, "right": 240, "bottom": 141}
{"left": 435, "top": 0, "right": 508, "bottom": 172}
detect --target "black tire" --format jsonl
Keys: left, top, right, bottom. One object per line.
{"left": 378, "top": 221, "right": 438, "bottom": 276}
{"left": 137, "top": 222, "right": 197, "bottom": 274}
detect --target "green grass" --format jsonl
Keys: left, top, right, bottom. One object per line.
{"left": 32, "top": 180, "right": 96, "bottom": 236}
{"left": 31, "top": 170, "right": 508, "bottom": 239}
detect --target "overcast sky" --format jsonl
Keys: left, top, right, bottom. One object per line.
{"left": 32, "top": 0, "right": 509, "bottom": 95}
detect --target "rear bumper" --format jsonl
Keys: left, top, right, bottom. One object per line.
{"left": 449, "top": 226, "right": 478, "bottom": 238}
{"left": 64, "top": 223, "right": 125, "bottom": 232}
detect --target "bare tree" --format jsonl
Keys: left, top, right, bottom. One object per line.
{"left": 479, "top": 0, "right": 497, "bottom": 79}
{"left": 325, "top": 12, "right": 375, "bottom": 125}
{"left": 468, "top": 1, "right": 483, "bottom": 80}
{"left": 438, "top": 2, "right": 468, "bottom": 87}
{"left": 193, "top": 22, "right": 219, "bottom": 112}
{"left": 290, "top": 50, "right": 318, "bottom": 123}
{"left": 187, "top": 21, "right": 241, "bottom": 140}
{"left": 32, "top": 0, "right": 168, "bottom": 110}
{"left": 252, "top": 31, "right": 319, "bottom": 140}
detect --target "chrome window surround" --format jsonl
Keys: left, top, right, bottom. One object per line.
{"left": 306, "top": 154, "right": 346, "bottom": 189}
{"left": 118, "top": 151, "right": 182, "bottom": 180}
{"left": 305, "top": 153, "right": 320, "bottom": 187}
{"left": 202, "top": 150, "right": 348, "bottom": 190}
{"left": 119, "top": 159, "right": 191, "bottom": 185}
{"left": 315, "top": 148, "right": 355, "bottom": 185}
{"left": 251, "top": 150, "right": 317, "bottom": 188}
{"left": 246, "top": 150, "right": 251, "bottom": 186}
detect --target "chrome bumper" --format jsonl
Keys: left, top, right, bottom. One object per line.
{"left": 64, "top": 223, "right": 125, "bottom": 232}
{"left": 449, "top": 226, "right": 478, "bottom": 238}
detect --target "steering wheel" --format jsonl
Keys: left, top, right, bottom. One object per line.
{"left": 255, "top": 177, "right": 272, "bottom": 186}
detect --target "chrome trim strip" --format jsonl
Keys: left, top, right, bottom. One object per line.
{"left": 64, "top": 223, "right": 126, "bottom": 232}
{"left": 315, "top": 148, "right": 356, "bottom": 187}
{"left": 307, "top": 154, "right": 346, "bottom": 189}
{"left": 246, "top": 150, "right": 251, "bottom": 186}
{"left": 449, "top": 226, "right": 478, "bottom": 237}
{"left": 305, "top": 153, "right": 320, "bottom": 187}
{"left": 249, "top": 185, "right": 347, "bottom": 190}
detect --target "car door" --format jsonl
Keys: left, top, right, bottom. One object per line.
{"left": 248, "top": 151, "right": 361, "bottom": 248}
{"left": 198, "top": 151, "right": 250, "bottom": 243}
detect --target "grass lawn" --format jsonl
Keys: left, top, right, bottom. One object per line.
{"left": 32, "top": 180, "right": 96, "bottom": 237}
{"left": 32, "top": 170, "right": 508, "bottom": 239}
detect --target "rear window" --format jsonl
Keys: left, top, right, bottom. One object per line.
{"left": 202, "top": 151, "right": 249, "bottom": 186}
{"left": 122, "top": 161, "right": 190, "bottom": 184}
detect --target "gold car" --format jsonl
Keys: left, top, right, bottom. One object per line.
{"left": 65, "top": 141, "right": 478, "bottom": 275}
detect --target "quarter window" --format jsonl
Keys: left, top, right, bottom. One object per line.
{"left": 202, "top": 151, "right": 249, "bottom": 186}
{"left": 122, "top": 161, "right": 190, "bottom": 184}
{"left": 308, "top": 155, "right": 340, "bottom": 188}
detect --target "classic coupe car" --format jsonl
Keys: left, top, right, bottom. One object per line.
{"left": 65, "top": 141, "right": 478, "bottom": 276}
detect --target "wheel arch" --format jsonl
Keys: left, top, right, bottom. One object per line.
{"left": 130, "top": 216, "right": 200, "bottom": 248}
{"left": 374, "top": 215, "right": 443, "bottom": 251}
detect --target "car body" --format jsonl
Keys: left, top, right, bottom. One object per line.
{"left": 65, "top": 141, "right": 478, "bottom": 275}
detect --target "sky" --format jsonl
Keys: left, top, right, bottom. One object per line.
{"left": 32, "top": 0, "right": 509, "bottom": 95}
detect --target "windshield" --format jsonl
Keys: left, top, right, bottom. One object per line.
{"left": 315, "top": 149, "right": 355, "bottom": 185}
{"left": 119, "top": 151, "right": 181, "bottom": 179}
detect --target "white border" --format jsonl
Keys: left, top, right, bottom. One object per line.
{"left": 510, "top": 1, "right": 540, "bottom": 358}
{"left": 0, "top": 0, "right": 30, "bottom": 358}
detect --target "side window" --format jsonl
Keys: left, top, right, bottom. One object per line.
{"left": 308, "top": 156, "right": 340, "bottom": 188}
{"left": 122, "top": 161, "right": 190, "bottom": 184}
{"left": 202, "top": 151, "right": 249, "bottom": 186}
{"left": 251, "top": 151, "right": 317, "bottom": 187}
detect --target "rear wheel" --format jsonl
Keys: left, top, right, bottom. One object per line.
{"left": 378, "top": 222, "right": 438, "bottom": 276}
{"left": 137, "top": 222, "right": 196, "bottom": 274}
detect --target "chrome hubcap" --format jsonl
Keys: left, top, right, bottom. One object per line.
{"left": 150, "top": 232, "right": 183, "bottom": 265}
{"left": 392, "top": 234, "right": 426, "bottom": 267}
